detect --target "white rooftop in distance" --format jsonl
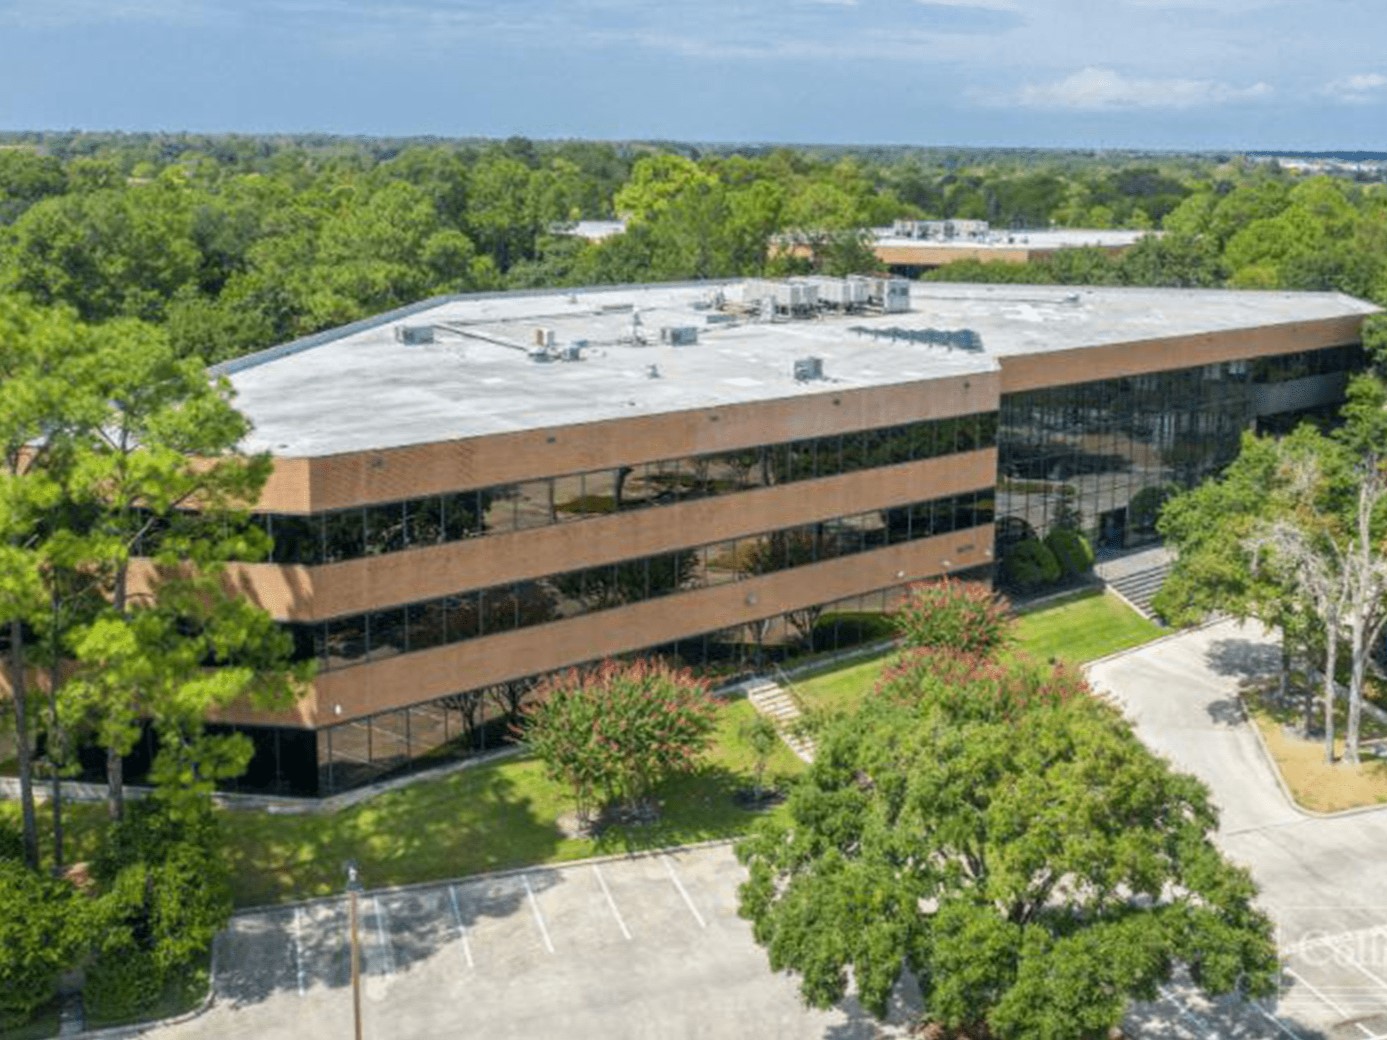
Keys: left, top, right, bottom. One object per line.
{"left": 872, "top": 227, "right": 1152, "bottom": 251}
{"left": 222, "top": 281, "right": 1377, "bottom": 458}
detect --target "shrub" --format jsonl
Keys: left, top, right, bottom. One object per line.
{"left": 84, "top": 950, "right": 165, "bottom": 1023}
{"left": 0, "top": 861, "right": 85, "bottom": 1028}
{"left": 520, "top": 659, "right": 719, "bottom": 821}
{"left": 0, "top": 817, "right": 24, "bottom": 864}
{"left": 1003, "top": 538, "right": 1062, "bottom": 591}
{"left": 1044, "top": 527, "right": 1095, "bottom": 578}
{"left": 892, "top": 578, "right": 1014, "bottom": 658}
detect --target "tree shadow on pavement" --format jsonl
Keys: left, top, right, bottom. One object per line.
{"left": 1205, "top": 637, "right": 1281, "bottom": 681}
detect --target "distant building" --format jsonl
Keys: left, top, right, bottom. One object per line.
{"left": 780, "top": 220, "right": 1152, "bottom": 276}
{"left": 178, "top": 278, "right": 1371, "bottom": 795}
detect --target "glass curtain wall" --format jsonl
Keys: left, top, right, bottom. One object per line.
{"left": 995, "top": 345, "right": 1363, "bottom": 556}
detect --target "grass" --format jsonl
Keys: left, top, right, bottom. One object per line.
{"left": 794, "top": 589, "right": 1164, "bottom": 715}
{"left": 1012, "top": 588, "right": 1165, "bottom": 665}
{"left": 0, "top": 701, "right": 800, "bottom": 909}
{"left": 1249, "top": 716, "right": 1387, "bottom": 813}
{"left": 220, "top": 695, "right": 802, "bottom": 907}
{"left": 1243, "top": 677, "right": 1387, "bottom": 813}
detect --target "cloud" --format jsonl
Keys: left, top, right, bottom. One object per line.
{"left": 1322, "top": 72, "right": 1387, "bottom": 103}
{"left": 1010, "top": 66, "right": 1273, "bottom": 110}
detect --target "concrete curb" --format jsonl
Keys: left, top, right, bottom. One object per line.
{"left": 1236, "top": 694, "right": 1387, "bottom": 823}
{"left": 232, "top": 835, "right": 740, "bottom": 917}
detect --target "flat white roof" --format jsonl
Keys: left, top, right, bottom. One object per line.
{"left": 222, "top": 281, "right": 1376, "bottom": 458}
{"left": 872, "top": 228, "right": 1152, "bottom": 251}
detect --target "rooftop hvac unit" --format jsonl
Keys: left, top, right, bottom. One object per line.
{"left": 742, "top": 279, "right": 818, "bottom": 316}
{"left": 534, "top": 327, "right": 557, "bottom": 348}
{"left": 867, "top": 277, "right": 912, "bottom": 314}
{"left": 793, "top": 356, "right": 825, "bottom": 382}
{"left": 660, "top": 325, "right": 700, "bottom": 346}
{"left": 807, "top": 276, "right": 868, "bottom": 310}
{"left": 394, "top": 324, "right": 434, "bottom": 345}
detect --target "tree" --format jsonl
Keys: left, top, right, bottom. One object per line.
{"left": 56, "top": 318, "right": 289, "bottom": 819}
{"left": 892, "top": 577, "right": 1013, "bottom": 657}
{"left": 520, "top": 659, "right": 718, "bottom": 822}
{"left": 740, "top": 713, "right": 780, "bottom": 803}
{"left": 736, "top": 649, "right": 1277, "bottom": 1038}
{"left": 1156, "top": 433, "right": 1313, "bottom": 729}
{"left": 0, "top": 299, "right": 94, "bottom": 868}
{"left": 1247, "top": 427, "right": 1387, "bottom": 765}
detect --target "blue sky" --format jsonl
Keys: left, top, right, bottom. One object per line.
{"left": 0, "top": 0, "right": 1383, "bottom": 150}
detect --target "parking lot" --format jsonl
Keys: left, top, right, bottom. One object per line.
{"left": 166, "top": 843, "right": 915, "bottom": 1040}
{"left": 155, "top": 618, "right": 1387, "bottom": 1040}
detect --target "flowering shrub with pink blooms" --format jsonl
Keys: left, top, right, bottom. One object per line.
{"left": 892, "top": 577, "right": 1014, "bottom": 657}
{"left": 518, "top": 659, "right": 719, "bottom": 822}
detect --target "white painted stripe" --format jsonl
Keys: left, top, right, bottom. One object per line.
{"left": 1254, "top": 1000, "right": 1305, "bottom": 1040}
{"left": 448, "top": 885, "right": 474, "bottom": 969}
{"left": 373, "top": 896, "right": 397, "bottom": 975}
{"left": 1317, "top": 935, "right": 1387, "bottom": 996}
{"left": 1157, "top": 985, "right": 1214, "bottom": 1039}
{"left": 292, "top": 907, "right": 306, "bottom": 997}
{"left": 523, "top": 875, "right": 555, "bottom": 954}
{"left": 1283, "top": 967, "right": 1373, "bottom": 1036}
{"left": 661, "top": 854, "right": 707, "bottom": 929}
{"left": 593, "top": 864, "right": 632, "bottom": 941}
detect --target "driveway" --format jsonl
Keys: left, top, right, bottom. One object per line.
{"left": 1091, "top": 620, "right": 1387, "bottom": 1039}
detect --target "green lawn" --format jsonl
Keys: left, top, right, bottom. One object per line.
{"left": 1013, "top": 589, "right": 1165, "bottom": 665}
{"left": 222, "top": 696, "right": 801, "bottom": 906}
{"left": 793, "top": 589, "right": 1163, "bottom": 715}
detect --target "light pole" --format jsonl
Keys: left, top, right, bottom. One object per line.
{"left": 346, "top": 860, "right": 363, "bottom": 1040}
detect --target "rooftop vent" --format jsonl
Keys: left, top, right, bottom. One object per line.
{"left": 394, "top": 324, "right": 434, "bottom": 345}
{"left": 660, "top": 325, "right": 700, "bottom": 346}
{"left": 793, "top": 356, "right": 825, "bottom": 382}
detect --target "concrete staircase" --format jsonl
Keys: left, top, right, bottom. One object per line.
{"left": 744, "top": 677, "right": 815, "bottom": 763}
{"left": 1094, "top": 545, "right": 1174, "bottom": 621}
{"left": 1103, "top": 564, "right": 1169, "bottom": 619}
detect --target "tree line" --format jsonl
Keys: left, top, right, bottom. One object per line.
{"left": 0, "top": 133, "right": 1231, "bottom": 366}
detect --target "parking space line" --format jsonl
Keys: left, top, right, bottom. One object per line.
{"left": 592, "top": 864, "right": 632, "bottom": 941}
{"left": 1157, "top": 985, "right": 1215, "bottom": 1039}
{"left": 1317, "top": 936, "right": 1387, "bottom": 997}
{"left": 373, "top": 896, "right": 398, "bottom": 975}
{"left": 292, "top": 907, "right": 306, "bottom": 997}
{"left": 1254, "top": 1000, "right": 1305, "bottom": 1040}
{"left": 1283, "top": 968, "right": 1374, "bottom": 1037}
{"left": 661, "top": 854, "right": 707, "bottom": 930}
{"left": 523, "top": 874, "right": 556, "bottom": 954}
{"left": 447, "top": 885, "right": 474, "bottom": 969}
